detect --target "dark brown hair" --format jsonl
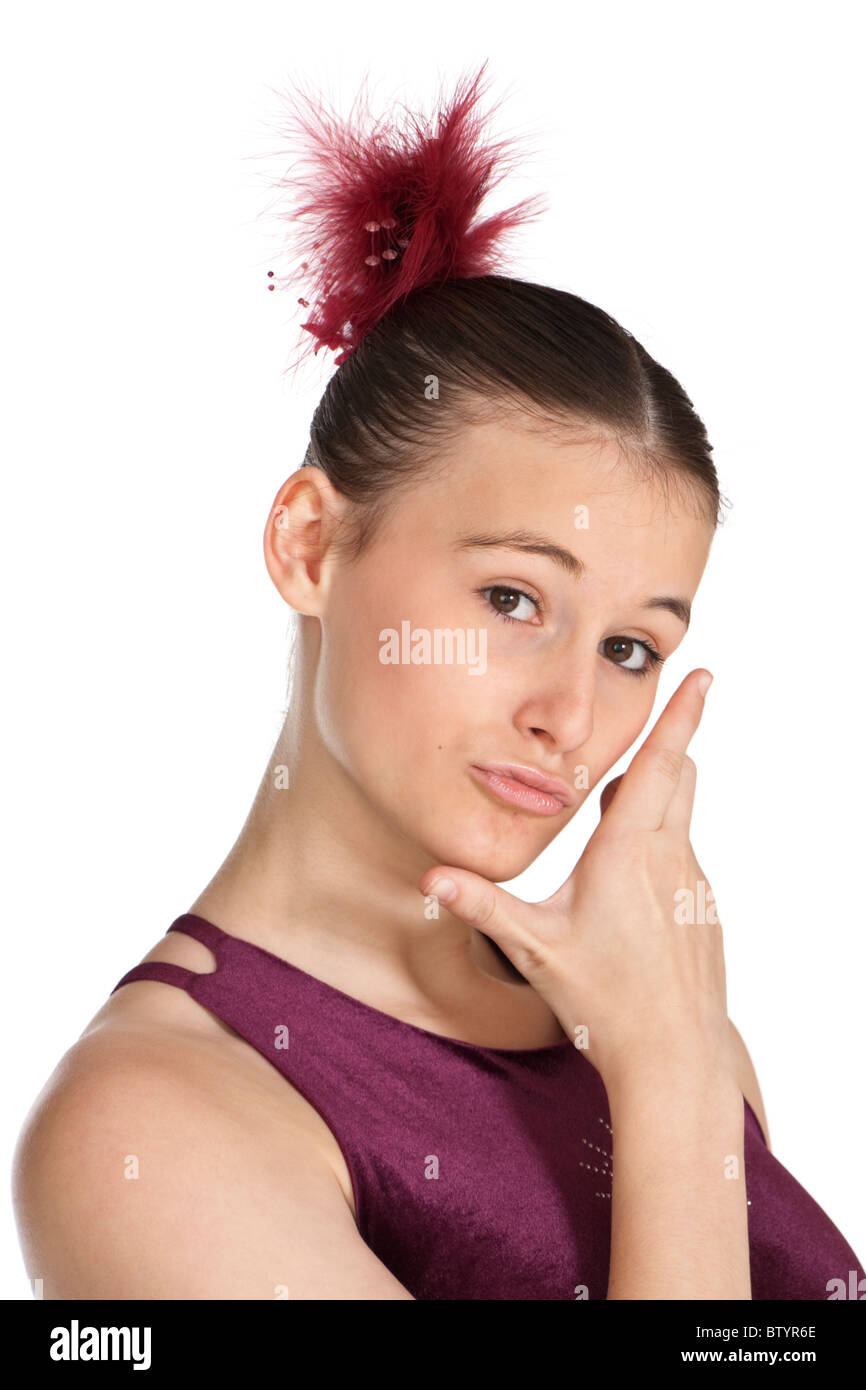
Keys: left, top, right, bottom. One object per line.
{"left": 298, "top": 273, "right": 728, "bottom": 565}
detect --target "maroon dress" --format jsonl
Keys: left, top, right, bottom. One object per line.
{"left": 110, "top": 913, "right": 864, "bottom": 1300}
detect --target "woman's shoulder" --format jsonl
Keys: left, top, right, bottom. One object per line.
{"left": 10, "top": 1009, "right": 408, "bottom": 1297}
{"left": 78, "top": 922, "right": 237, "bottom": 1040}
{"left": 81, "top": 927, "right": 359, "bottom": 1175}
{"left": 23, "top": 920, "right": 355, "bottom": 1170}
{"left": 12, "top": 992, "right": 311, "bottom": 1201}
{"left": 11, "top": 1005, "right": 367, "bottom": 1297}
{"left": 12, "top": 933, "right": 364, "bottom": 1296}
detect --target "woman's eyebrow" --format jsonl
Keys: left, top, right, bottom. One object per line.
{"left": 453, "top": 529, "right": 691, "bottom": 629}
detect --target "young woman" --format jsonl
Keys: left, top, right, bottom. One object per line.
{"left": 13, "top": 65, "right": 863, "bottom": 1301}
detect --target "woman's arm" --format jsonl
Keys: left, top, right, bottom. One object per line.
{"left": 422, "top": 671, "right": 761, "bottom": 1299}
{"left": 603, "top": 1044, "right": 751, "bottom": 1300}
{"left": 729, "top": 1018, "right": 771, "bottom": 1151}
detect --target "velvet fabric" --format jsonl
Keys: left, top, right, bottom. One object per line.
{"left": 111, "top": 913, "right": 863, "bottom": 1300}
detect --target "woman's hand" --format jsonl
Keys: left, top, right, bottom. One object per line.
{"left": 419, "top": 669, "right": 736, "bottom": 1087}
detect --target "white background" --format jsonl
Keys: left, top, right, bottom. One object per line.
{"left": 2, "top": 1, "right": 863, "bottom": 1297}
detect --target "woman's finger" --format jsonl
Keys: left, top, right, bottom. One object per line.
{"left": 661, "top": 752, "right": 698, "bottom": 837}
{"left": 418, "top": 867, "right": 535, "bottom": 960}
{"left": 603, "top": 670, "right": 712, "bottom": 832}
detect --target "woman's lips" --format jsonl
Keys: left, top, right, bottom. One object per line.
{"left": 469, "top": 764, "right": 572, "bottom": 816}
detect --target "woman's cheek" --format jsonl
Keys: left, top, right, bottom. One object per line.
{"left": 313, "top": 614, "right": 431, "bottom": 769}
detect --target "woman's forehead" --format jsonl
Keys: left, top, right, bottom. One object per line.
{"left": 388, "top": 422, "right": 711, "bottom": 549}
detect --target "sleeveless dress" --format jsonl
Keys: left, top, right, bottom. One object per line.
{"left": 110, "top": 913, "right": 864, "bottom": 1301}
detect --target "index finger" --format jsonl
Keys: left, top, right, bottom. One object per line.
{"left": 602, "top": 669, "right": 712, "bottom": 833}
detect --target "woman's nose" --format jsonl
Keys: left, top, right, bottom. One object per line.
{"left": 512, "top": 651, "right": 597, "bottom": 753}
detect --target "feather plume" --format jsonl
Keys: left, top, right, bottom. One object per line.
{"left": 263, "top": 61, "right": 547, "bottom": 369}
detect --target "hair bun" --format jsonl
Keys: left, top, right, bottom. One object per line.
{"left": 265, "top": 61, "right": 547, "bottom": 368}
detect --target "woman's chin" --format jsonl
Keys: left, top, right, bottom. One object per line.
{"left": 426, "top": 839, "right": 546, "bottom": 888}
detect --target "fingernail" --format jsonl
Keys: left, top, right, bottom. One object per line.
{"left": 697, "top": 672, "right": 713, "bottom": 697}
{"left": 428, "top": 877, "right": 457, "bottom": 903}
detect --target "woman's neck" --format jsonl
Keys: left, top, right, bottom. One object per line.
{"left": 188, "top": 710, "right": 529, "bottom": 1015}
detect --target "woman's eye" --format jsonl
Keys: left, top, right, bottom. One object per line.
{"left": 600, "top": 636, "right": 665, "bottom": 680}
{"left": 478, "top": 587, "right": 665, "bottom": 681}
{"left": 479, "top": 585, "right": 541, "bottom": 624}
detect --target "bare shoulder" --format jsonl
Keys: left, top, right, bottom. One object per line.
{"left": 68, "top": 925, "right": 358, "bottom": 1202}
{"left": 728, "top": 1018, "right": 771, "bottom": 1151}
{"left": 12, "top": 1014, "right": 412, "bottom": 1300}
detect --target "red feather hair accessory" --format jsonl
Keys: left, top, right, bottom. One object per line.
{"left": 264, "top": 61, "right": 547, "bottom": 369}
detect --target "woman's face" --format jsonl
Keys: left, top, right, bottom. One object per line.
{"left": 311, "top": 414, "right": 715, "bottom": 883}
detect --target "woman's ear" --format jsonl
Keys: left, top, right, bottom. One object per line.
{"left": 263, "top": 466, "right": 349, "bottom": 614}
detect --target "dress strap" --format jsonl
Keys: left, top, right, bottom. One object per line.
{"left": 109, "top": 914, "right": 226, "bottom": 997}
{"left": 110, "top": 960, "right": 201, "bottom": 994}
{"left": 168, "top": 913, "right": 228, "bottom": 952}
